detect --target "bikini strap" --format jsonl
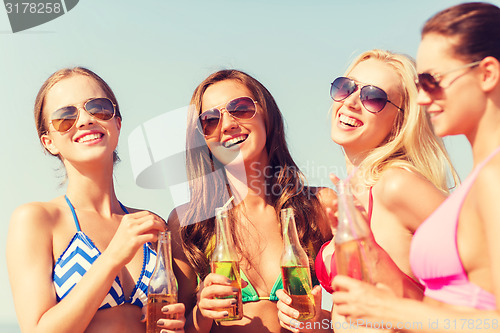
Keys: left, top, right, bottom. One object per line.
{"left": 64, "top": 196, "right": 129, "bottom": 231}
{"left": 119, "top": 201, "right": 129, "bottom": 214}
{"left": 64, "top": 195, "right": 82, "bottom": 232}
{"left": 367, "top": 187, "right": 373, "bottom": 225}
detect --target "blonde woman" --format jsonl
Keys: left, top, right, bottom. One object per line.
{"left": 278, "top": 50, "right": 457, "bottom": 332}
{"left": 333, "top": 3, "right": 500, "bottom": 332}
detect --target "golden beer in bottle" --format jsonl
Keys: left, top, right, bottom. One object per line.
{"left": 211, "top": 208, "right": 243, "bottom": 321}
{"left": 147, "top": 231, "right": 178, "bottom": 333}
{"left": 280, "top": 208, "right": 315, "bottom": 321}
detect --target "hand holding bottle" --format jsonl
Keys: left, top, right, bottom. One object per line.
{"left": 147, "top": 231, "right": 179, "bottom": 333}
{"left": 197, "top": 273, "right": 246, "bottom": 321}
{"left": 142, "top": 303, "right": 186, "bottom": 333}
{"left": 335, "top": 179, "right": 376, "bottom": 285}
{"left": 280, "top": 208, "right": 316, "bottom": 321}
{"left": 276, "top": 285, "right": 323, "bottom": 332}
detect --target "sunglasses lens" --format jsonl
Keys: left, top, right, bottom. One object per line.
{"left": 227, "top": 97, "right": 256, "bottom": 119}
{"left": 360, "top": 86, "right": 388, "bottom": 113}
{"left": 417, "top": 73, "right": 440, "bottom": 94}
{"left": 330, "top": 77, "right": 356, "bottom": 101}
{"left": 199, "top": 109, "right": 221, "bottom": 136}
{"left": 198, "top": 97, "right": 257, "bottom": 136}
{"left": 51, "top": 106, "right": 78, "bottom": 132}
{"left": 85, "top": 98, "right": 115, "bottom": 120}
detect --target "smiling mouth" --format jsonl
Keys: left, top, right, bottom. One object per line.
{"left": 223, "top": 135, "right": 248, "bottom": 148}
{"left": 76, "top": 133, "right": 104, "bottom": 143}
{"left": 339, "top": 114, "right": 363, "bottom": 127}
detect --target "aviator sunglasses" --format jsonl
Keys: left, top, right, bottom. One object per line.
{"left": 416, "top": 61, "right": 481, "bottom": 95}
{"left": 48, "top": 97, "right": 116, "bottom": 132}
{"left": 197, "top": 96, "right": 257, "bottom": 136}
{"left": 330, "top": 77, "right": 403, "bottom": 113}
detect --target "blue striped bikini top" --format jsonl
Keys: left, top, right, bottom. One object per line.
{"left": 53, "top": 196, "right": 157, "bottom": 309}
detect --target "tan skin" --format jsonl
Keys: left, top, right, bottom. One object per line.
{"left": 6, "top": 74, "right": 184, "bottom": 333}
{"left": 331, "top": 35, "right": 500, "bottom": 332}
{"left": 286, "top": 59, "right": 446, "bottom": 333}
{"left": 169, "top": 79, "right": 334, "bottom": 332}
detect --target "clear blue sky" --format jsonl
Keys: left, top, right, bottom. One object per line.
{"left": 0, "top": 0, "right": 473, "bottom": 330}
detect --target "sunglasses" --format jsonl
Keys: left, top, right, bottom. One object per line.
{"left": 416, "top": 61, "right": 481, "bottom": 95}
{"left": 330, "top": 77, "right": 403, "bottom": 113}
{"left": 48, "top": 97, "right": 116, "bottom": 132}
{"left": 197, "top": 96, "right": 257, "bottom": 136}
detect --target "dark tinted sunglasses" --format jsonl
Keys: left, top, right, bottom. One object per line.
{"left": 49, "top": 97, "right": 116, "bottom": 132}
{"left": 416, "top": 61, "right": 481, "bottom": 95}
{"left": 197, "top": 96, "right": 257, "bottom": 136}
{"left": 330, "top": 77, "right": 403, "bottom": 113}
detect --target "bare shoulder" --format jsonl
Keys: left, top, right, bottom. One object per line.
{"left": 166, "top": 203, "right": 188, "bottom": 232}
{"left": 7, "top": 199, "right": 65, "bottom": 262}
{"left": 375, "top": 167, "right": 446, "bottom": 232}
{"left": 375, "top": 167, "right": 444, "bottom": 208}
{"left": 9, "top": 200, "right": 64, "bottom": 234}
{"left": 474, "top": 154, "right": 500, "bottom": 221}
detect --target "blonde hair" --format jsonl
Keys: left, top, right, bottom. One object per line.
{"left": 344, "top": 50, "right": 458, "bottom": 192}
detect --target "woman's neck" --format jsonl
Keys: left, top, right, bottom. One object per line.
{"left": 63, "top": 159, "right": 119, "bottom": 217}
{"left": 225, "top": 157, "right": 271, "bottom": 210}
{"left": 469, "top": 102, "right": 500, "bottom": 165}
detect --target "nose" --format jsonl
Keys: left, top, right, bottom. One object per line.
{"left": 219, "top": 109, "right": 239, "bottom": 133}
{"left": 75, "top": 106, "right": 94, "bottom": 128}
{"left": 416, "top": 88, "right": 433, "bottom": 106}
{"left": 343, "top": 89, "right": 362, "bottom": 111}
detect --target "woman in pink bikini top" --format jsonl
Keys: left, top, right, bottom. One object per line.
{"left": 332, "top": 2, "right": 500, "bottom": 329}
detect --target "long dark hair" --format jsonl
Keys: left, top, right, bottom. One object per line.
{"left": 422, "top": 2, "right": 500, "bottom": 62}
{"left": 179, "top": 69, "right": 327, "bottom": 280}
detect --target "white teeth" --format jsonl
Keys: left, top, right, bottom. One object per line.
{"left": 223, "top": 135, "right": 247, "bottom": 148}
{"left": 77, "top": 133, "right": 102, "bottom": 143}
{"left": 339, "top": 114, "right": 362, "bottom": 127}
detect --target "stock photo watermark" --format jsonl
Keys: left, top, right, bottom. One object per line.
{"left": 289, "top": 318, "right": 499, "bottom": 331}
{"left": 4, "top": 0, "right": 79, "bottom": 33}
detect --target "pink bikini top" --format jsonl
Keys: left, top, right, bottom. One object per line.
{"left": 409, "top": 147, "right": 500, "bottom": 310}
{"left": 315, "top": 188, "right": 373, "bottom": 293}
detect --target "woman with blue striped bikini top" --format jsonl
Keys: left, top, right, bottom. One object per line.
{"left": 53, "top": 196, "right": 157, "bottom": 309}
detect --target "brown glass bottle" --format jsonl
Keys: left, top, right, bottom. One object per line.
{"left": 147, "top": 231, "right": 178, "bottom": 333}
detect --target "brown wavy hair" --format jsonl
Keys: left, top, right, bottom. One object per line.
{"left": 422, "top": 2, "right": 500, "bottom": 63}
{"left": 179, "top": 69, "right": 327, "bottom": 280}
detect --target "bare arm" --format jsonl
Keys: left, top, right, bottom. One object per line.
{"left": 333, "top": 275, "right": 500, "bottom": 333}
{"left": 6, "top": 203, "right": 164, "bottom": 333}
{"left": 331, "top": 163, "right": 500, "bottom": 332}
{"left": 167, "top": 208, "right": 214, "bottom": 333}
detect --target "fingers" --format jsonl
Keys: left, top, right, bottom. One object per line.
{"left": 329, "top": 173, "right": 341, "bottom": 187}
{"left": 156, "top": 303, "right": 186, "bottom": 332}
{"left": 332, "top": 275, "right": 358, "bottom": 293}
{"left": 203, "top": 273, "right": 234, "bottom": 288}
{"left": 198, "top": 274, "right": 240, "bottom": 320}
{"left": 312, "top": 285, "right": 322, "bottom": 312}
{"left": 276, "top": 289, "right": 302, "bottom": 332}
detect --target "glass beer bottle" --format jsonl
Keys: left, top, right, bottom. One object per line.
{"left": 147, "top": 231, "right": 178, "bottom": 333}
{"left": 335, "top": 179, "right": 375, "bottom": 284}
{"left": 210, "top": 207, "right": 243, "bottom": 321}
{"left": 280, "top": 208, "right": 315, "bottom": 321}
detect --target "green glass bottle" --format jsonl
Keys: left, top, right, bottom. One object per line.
{"left": 280, "top": 208, "right": 315, "bottom": 321}
{"left": 210, "top": 207, "right": 243, "bottom": 321}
